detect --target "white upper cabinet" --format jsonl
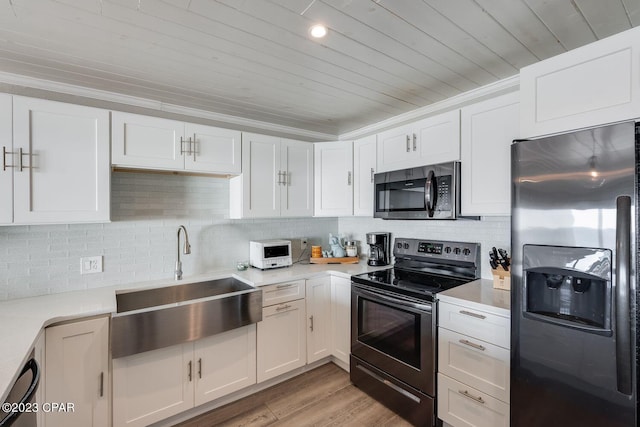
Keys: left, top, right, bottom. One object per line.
{"left": 377, "top": 110, "right": 460, "bottom": 172}
{"left": 11, "top": 96, "right": 110, "bottom": 224}
{"left": 184, "top": 123, "right": 241, "bottom": 174}
{"left": 353, "top": 135, "right": 377, "bottom": 217}
{"left": 230, "top": 134, "right": 313, "bottom": 218}
{"left": 0, "top": 94, "right": 12, "bottom": 224}
{"left": 281, "top": 139, "right": 314, "bottom": 217}
{"left": 520, "top": 26, "right": 640, "bottom": 138}
{"left": 112, "top": 111, "right": 241, "bottom": 174}
{"left": 314, "top": 141, "right": 354, "bottom": 217}
{"left": 460, "top": 92, "right": 519, "bottom": 216}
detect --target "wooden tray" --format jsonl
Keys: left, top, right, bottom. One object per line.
{"left": 309, "top": 256, "right": 359, "bottom": 264}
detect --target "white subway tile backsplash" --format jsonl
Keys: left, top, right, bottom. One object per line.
{"left": 0, "top": 172, "right": 337, "bottom": 300}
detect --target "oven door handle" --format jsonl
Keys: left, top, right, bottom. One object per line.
{"left": 354, "top": 286, "right": 432, "bottom": 313}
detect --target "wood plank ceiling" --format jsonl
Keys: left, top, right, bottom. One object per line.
{"left": 0, "top": 0, "right": 638, "bottom": 137}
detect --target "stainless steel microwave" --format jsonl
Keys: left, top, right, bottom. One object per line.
{"left": 374, "top": 162, "right": 461, "bottom": 220}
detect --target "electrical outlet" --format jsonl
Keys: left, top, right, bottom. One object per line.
{"left": 300, "top": 238, "right": 308, "bottom": 251}
{"left": 81, "top": 256, "right": 103, "bottom": 274}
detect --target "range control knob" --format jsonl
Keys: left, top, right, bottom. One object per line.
{"left": 444, "top": 246, "right": 452, "bottom": 254}
{"left": 404, "top": 243, "right": 410, "bottom": 249}
{"left": 453, "top": 247, "right": 461, "bottom": 255}
{"left": 462, "top": 248, "right": 471, "bottom": 256}
{"left": 397, "top": 242, "right": 402, "bottom": 249}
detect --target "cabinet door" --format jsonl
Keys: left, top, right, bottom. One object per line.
{"left": 237, "top": 133, "right": 281, "bottom": 218}
{"left": 0, "top": 93, "right": 12, "bottom": 224}
{"left": 45, "top": 317, "right": 109, "bottom": 427}
{"left": 194, "top": 325, "right": 257, "bottom": 406}
{"left": 112, "top": 343, "right": 194, "bottom": 427}
{"left": 520, "top": 26, "right": 640, "bottom": 138}
{"left": 461, "top": 92, "right": 519, "bottom": 216}
{"left": 112, "top": 112, "right": 185, "bottom": 170}
{"left": 376, "top": 124, "right": 413, "bottom": 172}
{"left": 314, "top": 141, "right": 353, "bottom": 217}
{"left": 414, "top": 110, "right": 460, "bottom": 165}
{"left": 331, "top": 276, "right": 351, "bottom": 367}
{"left": 306, "top": 277, "right": 332, "bottom": 363}
{"left": 12, "top": 97, "right": 110, "bottom": 224}
{"left": 257, "top": 299, "right": 306, "bottom": 382}
{"left": 184, "top": 123, "right": 241, "bottom": 174}
{"left": 281, "top": 139, "right": 313, "bottom": 217}
{"left": 353, "top": 135, "right": 376, "bottom": 216}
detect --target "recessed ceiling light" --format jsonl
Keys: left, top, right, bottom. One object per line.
{"left": 309, "top": 24, "right": 328, "bottom": 38}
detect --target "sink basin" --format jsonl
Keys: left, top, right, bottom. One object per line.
{"left": 111, "top": 277, "right": 262, "bottom": 358}
{"left": 115, "top": 277, "right": 256, "bottom": 313}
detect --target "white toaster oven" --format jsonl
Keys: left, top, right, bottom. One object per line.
{"left": 249, "top": 239, "right": 292, "bottom": 270}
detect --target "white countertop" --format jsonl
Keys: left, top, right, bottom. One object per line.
{"left": 437, "top": 278, "right": 511, "bottom": 317}
{"left": 0, "top": 261, "right": 381, "bottom": 403}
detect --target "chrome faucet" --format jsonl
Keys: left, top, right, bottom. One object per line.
{"left": 175, "top": 225, "right": 191, "bottom": 280}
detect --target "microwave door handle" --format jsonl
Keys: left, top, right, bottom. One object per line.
{"left": 424, "top": 170, "right": 437, "bottom": 217}
{"left": 615, "top": 195, "right": 632, "bottom": 395}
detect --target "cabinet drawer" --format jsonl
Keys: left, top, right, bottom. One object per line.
{"left": 438, "top": 301, "right": 509, "bottom": 349}
{"left": 437, "top": 373, "right": 509, "bottom": 427}
{"left": 262, "top": 280, "right": 305, "bottom": 306}
{"left": 438, "top": 328, "right": 509, "bottom": 402}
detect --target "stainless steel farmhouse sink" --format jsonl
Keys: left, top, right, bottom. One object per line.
{"left": 111, "top": 277, "right": 262, "bottom": 358}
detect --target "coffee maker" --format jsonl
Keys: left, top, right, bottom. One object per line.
{"left": 366, "top": 232, "right": 391, "bottom": 266}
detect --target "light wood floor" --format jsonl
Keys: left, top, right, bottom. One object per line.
{"left": 175, "top": 363, "right": 413, "bottom": 427}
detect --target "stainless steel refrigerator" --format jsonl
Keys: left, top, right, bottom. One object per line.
{"left": 511, "top": 121, "right": 639, "bottom": 426}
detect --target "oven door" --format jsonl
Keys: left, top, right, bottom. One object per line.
{"left": 351, "top": 283, "right": 435, "bottom": 394}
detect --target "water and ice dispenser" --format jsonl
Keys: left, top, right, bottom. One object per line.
{"left": 522, "top": 245, "right": 612, "bottom": 334}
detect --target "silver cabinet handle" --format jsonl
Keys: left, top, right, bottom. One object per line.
{"left": 370, "top": 168, "right": 374, "bottom": 183}
{"left": 188, "top": 360, "right": 192, "bottom": 382}
{"left": 276, "top": 283, "right": 294, "bottom": 289}
{"left": 180, "top": 136, "right": 188, "bottom": 155}
{"left": 276, "top": 304, "right": 292, "bottom": 311}
{"left": 192, "top": 133, "right": 197, "bottom": 161}
{"left": 459, "top": 310, "right": 486, "bottom": 320}
{"left": 348, "top": 171, "right": 352, "bottom": 186}
{"left": 458, "top": 339, "right": 486, "bottom": 351}
{"left": 458, "top": 389, "right": 485, "bottom": 404}
{"left": 198, "top": 358, "right": 202, "bottom": 379}
{"left": 406, "top": 135, "right": 410, "bottom": 152}
{"left": 2, "top": 146, "right": 14, "bottom": 171}
{"left": 277, "top": 170, "right": 283, "bottom": 185}
{"left": 309, "top": 315, "right": 314, "bottom": 332}
{"left": 413, "top": 133, "right": 417, "bottom": 151}
{"left": 18, "top": 148, "right": 31, "bottom": 172}
{"left": 99, "top": 372, "right": 104, "bottom": 397}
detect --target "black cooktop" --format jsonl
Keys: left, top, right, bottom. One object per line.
{"left": 351, "top": 237, "right": 481, "bottom": 301}
{"left": 351, "top": 267, "right": 469, "bottom": 301}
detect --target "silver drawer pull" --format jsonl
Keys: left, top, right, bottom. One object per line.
{"left": 276, "top": 304, "right": 292, "bottom": 311}
{"left": 276, "top": 284, "right": 294, "bottom": 289}
{"left": 459, "top": 310, "right": 486, "bottom": 319}
{"left": 459, "top": 339, "right": 486, "bottom": 351}
{"left": 406, "top": 135, "right": 410, "bottom": 152}
{"left": 459, "top": 389, "right": 485, "bottom": 404}
{"left": 2, "top": 146, "right": 14, "bottom": 171}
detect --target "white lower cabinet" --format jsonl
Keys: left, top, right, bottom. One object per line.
{"left": 112, "top": 325, "right": 257, "bottom": 427}
{"left": 437, "top": 373, "right": 510, "bottom": 427}
{"left": 330, "top": 276, "right": 351, "bottom": 367}
{"left": 306, "top": 277, "right": 332, "bottom": 363}
{"left": 257, "top": 297, "right": 307, "bottom": 382}
{"left": 437, "top": 299, "right": 510, "bottom": 427}
{"left": 44, "top": 317, "right": 110, "bottom": 427}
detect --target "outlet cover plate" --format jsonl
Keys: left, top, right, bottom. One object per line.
{"left": 81, "top": 256, "right": 103, "bottom": 274}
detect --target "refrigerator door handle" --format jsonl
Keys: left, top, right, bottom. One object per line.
{"left": 615, "top": 195, "right": 632, "bottom": 396}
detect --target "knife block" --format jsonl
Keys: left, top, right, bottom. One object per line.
{"left": 492, "top": 266, "right": 511, "bottom": 290}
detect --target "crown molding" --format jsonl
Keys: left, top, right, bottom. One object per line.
{"left": 0, "top": 71, "right": 337, "bottom": 141}
{"left": 338, "top": 75, "right": 520, "bottom": 140}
